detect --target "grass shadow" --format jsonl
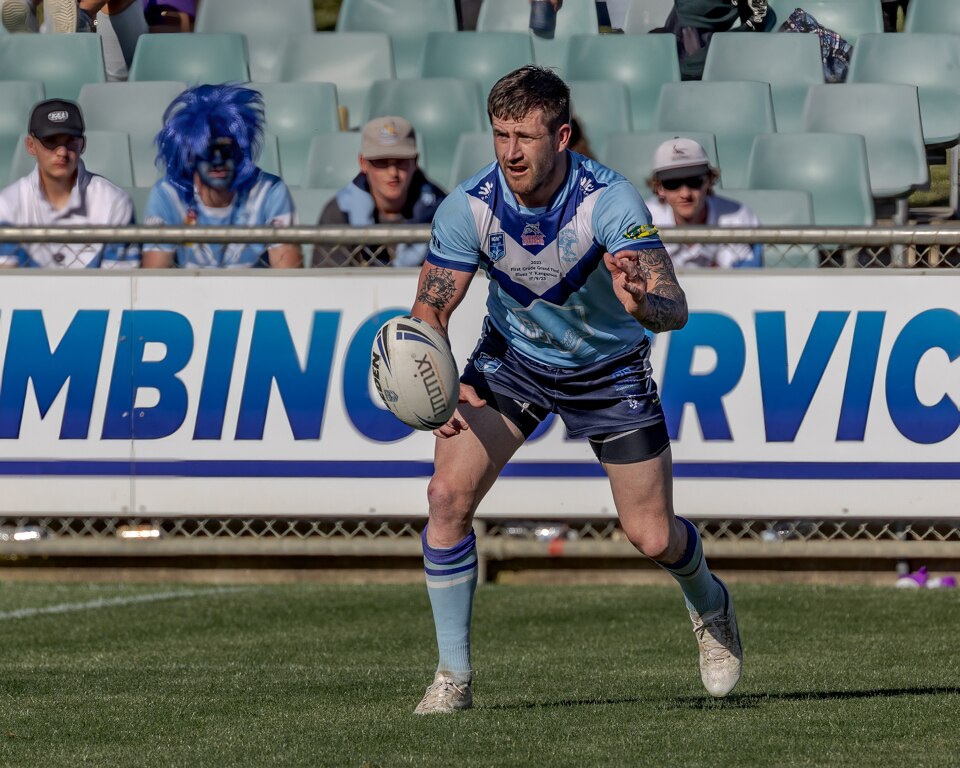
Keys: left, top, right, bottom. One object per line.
{"left": 671, "top": 686, "right": 960, "bottom": 710}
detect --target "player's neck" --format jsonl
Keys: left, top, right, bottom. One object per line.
{"left": 196, "top": 183, "right": 235, "bottom": 208}
{"left": 38, "top": 170, "right": 77, "bottom": 211}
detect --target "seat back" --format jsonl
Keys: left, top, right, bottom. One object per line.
{"left": 803, "top": 83, "right": 928, "bottom": 199}
{"left": 129, "top": 32, "right": 249, "bottom": 84}
{"left": 255, "top": 81, "right": 340, "bottom": 186}
{"left": 364, "top": 77, "right": 485, "bottom": 187}
{"left": 600, "top": 131, "right": 720, "bottom": 192}
{"left": 0, "top": 34, "right": 105, "bottom": 101}
{"left": 622, "top": 0, "right": 677, "bottom": 33}
{"left": 79, "top": 81, "right": 188, "bottom": 186}
{"left": 420, "top": 32, "right": 534, "bottom": 99}
{"left": 904, "top": 0, "right": 960, "bottom": 33}
{"left": 447, "top": 131, "right": 495, "bottom": 190}
{"left": 279, "top": 32, "right": 394, "bottom": 130}
{"left": 257, "top": 132, "right": 282, "bottom": 177}
{"left": 301, "top": 132, "right": 363, "bottom": 189}
{"left": 848, "top": 33, "right": 960, "bottom": 148}
{"left": 702, "top": 32, "right": 823, "bottom": 132}
{"left": 746, "top": 132, "right": 875, "bottom": 225}
{"left": 0, "top": 81, "right": 45, "bottom": 186}
{"left": 768, "top": 0, "right": 883, "bottom": 43}
{"left": 568, "top": 80, "right": 632, "bottom": 157}
{"left": 336, "top": 0, "right": 458, "bottom": 78}
{"left": 123, "top": 185, "right": 151, "bottom": 224}
{"left": 655, "top": 81, "right": 776, "bottom": 188}
{"left": 565, "top": 34, "right": 679, "bottom": 132}
{"left": 718, "top": 188, "right": 817, "bottom": 267}
{"left": 11, "top": 130, "right": 135, "bottom": 187}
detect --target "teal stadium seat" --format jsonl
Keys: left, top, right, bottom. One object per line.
{"left": 622, "top": 0, "right": 678, "bottom": 32}
{"left": 848, "top": 33, "right": 960, "bottom": 149}
{"left": 257, "top": 132, "right": 282, "bottom": 178}
{"left": 904, "top": 0, "right": 960, "bottom": 33}
{"left": 718, "top": 188, "right": 818, "bottom": 268}
{"left": 568, "top": 80, "right": 632, "bottom": 158}
{"left": 128, "top": 33, "right": 249, "bottom": 84}
{"left": 702, "top": 32, "right": 823, "bottom": 133}
{"left": 11, "top": 130, "right": 135, "bottom": 187}
{"left": 0, "top": 33, "right": 104, "bottom": 101}
{"left": 420, "top": 32, "right": 534, "bottom": 100}
{"left": 476, "top": 0, "right": 599, "bottom": 73}
{"left": 565, "top": 34, "right": 680, "bottom": 133}
{"left": 0, "top": 80, "right": 44, "bottom": 187}
{"left": 123, "top": 185, "right": 151, "bottom": 223}
{"left": 336, "top": 0, "right": 458, "bottom": 79}
{"left": 768, "top": 0, "right": 883, "bottom": 43}
{"left": 448, "top": 131, "right": 495, "bottom": 190}
{"left": 301, "top": 132, "right": 363, "bottom": 189}
{"left": 747, "top": 133, "right": 875, "bottom": 226}
{"left": 278, "top": 33, "right": 394, "bottom": 130}
{"left": 194, "top": 0, "right": 315, "bottom": 82}
{"left": 289, "top": 186, "right": 339, "bottom": 264}
{"left": 79, "top": 81, "right": 188, "bottom": 187}
{"left": 802, "top": 84, "right": 928, "bottom": 203}
{"left": 364, "top": 77, "right": 485, "bottom": 190}
{"left": 255, "top": 81, "right": 340, "bottom": 187}
{"left": 599, "top": 131, "right": 720, "bottom": 192}
{"left": 655, "top": 81, "right": 776, "bottom": 189}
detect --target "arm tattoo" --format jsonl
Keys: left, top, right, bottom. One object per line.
{"left": 635, "top": 248, "right": 688, "bottom": 333}
{"left": 416, "top": 267, "right": 456, "bottom": 311}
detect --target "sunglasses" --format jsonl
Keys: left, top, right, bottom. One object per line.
{"left": 33, "top": 134, "right": 83, "bottom": 152}
{"left": 660, "top": 174, "right": 707, "bottom": 191}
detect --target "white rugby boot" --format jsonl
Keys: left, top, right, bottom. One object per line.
{"left": 45, "top": 0, "right": 79, "bottom": 32}
{"left": 413, "top": 672, "right": 473, "bottom": 715}
{"left": 1, "top": 0, "right": 39, "bottom": 32}
{"left": 688, "top": 577, "right": 743, "bottom": 697}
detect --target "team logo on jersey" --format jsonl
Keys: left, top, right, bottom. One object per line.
{"left": 474, "top": 353, "right": 502, "bottom": 373}
{"left": 478, "top": 181, "right": 494, "bottom": 199}
{"left": 623, "top": 224, "right": 659, "bottom": 240}
{"left": 521, "top": 223, "right": 545, "bottom": 247}
{"left": 488, "top": 232, "right": 505, "bottom": 261}
{"left": 579, "top": 176, "right": 595, "bottom": 194}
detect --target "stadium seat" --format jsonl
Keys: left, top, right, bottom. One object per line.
{"left": 718, "top": 188, "right": 818, "bottom": 268}
{"left": 335, "top": 0, "right": 458, "bottom": 79}
{"left": 78, "top": 81, "right": 188, "bottom": 187}
{"left": 803, "top": 84, "right": 928, "bottom": 204}
{"left": 0, "top": 80, "right": 44, "bottom": 188}
{"left": 10, "top": 130, "right": 135, "bottom": 187}
{"left": 447, "top": 131, "right": 495, "bottom": 190}
{"left": 301, "top": 132, "right": 363, "bottom": 189}
{"left": 599, "top": 131, "right": 720, "bottom": 192}
{"left": 278, "top": 33, "right": 394, "bottom": 130}
{"left": 0, "top": 34, "right": 105, "bottom": 101}
{"left": 254, "top": 81, "right": 340, "bottom": 187}
{"left": 364, "top": 78, "right": 486, "bottom": 189}
{"left": 123, "top": 185, "right": 151, "bottom": 223}
{"left": 702, "top": 32, "right": 823, "bottom": 133}
{"left": 289, "top": 186, "right": 339, "bottom": 263}
{"left": 768, "top": 0, "right": 883, "bottom": 43}
{"left": 564, "top": 34, "right": 679, "bottom": 133}
{"left": 568, "top": 80, "right": 632, "bottom": 159}
{"left": 622, "top": 0, "right": 677, "bottom": 32}
{"left": 847, "top": 33, "right": 960, "bottom": 149}
{"left": 746, "top": 133, "right": 875, "bottom": 226}
{"left": 194, "top": 0, "right": 315, "bottom": 82}
{"left": 654, "top": 81, "right": 776, "bottom": 189}
{"left": 419, "top": 31, "right": 534, "bottom": 100}
{"left": 128, "top": 33, "right": 249, "bottom": 84}
{"left": 904, "top": 0, "right": 960, "bottom": 33}
{"left": 257, "top": 132, "right": 281, "bottom": 178}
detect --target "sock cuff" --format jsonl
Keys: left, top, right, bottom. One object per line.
{"left": 422, "top": 527, "right": 477, "bottom": 565}
{"left": 657, "top": 516, "right": 700, "bottom": 570}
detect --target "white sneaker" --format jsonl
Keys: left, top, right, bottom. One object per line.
{"left": 1, "top": 0, "right": 39, "bottom": 32}
{"left": 44, "top": 0, "right": 78, "bottom": 33}
{"left": 413, "top": 672, "right": 473, "bottom": 715}
{"left": 689, "top": 578, "right": 743, "bottom": 698}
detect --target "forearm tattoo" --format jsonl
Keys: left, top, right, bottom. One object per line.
{"left": 416, "top": 267, "right": 456, "bottom": 311}
{"left": 635, "top": 248, "right": 688, "bottom": 333}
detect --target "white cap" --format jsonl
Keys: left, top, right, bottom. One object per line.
{"left": 651, "top": 137, "right": 713, "bottom": 180}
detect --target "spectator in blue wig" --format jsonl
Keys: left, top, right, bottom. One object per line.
{"left": 143, "top": 83, "right": 302, "bottom": 269}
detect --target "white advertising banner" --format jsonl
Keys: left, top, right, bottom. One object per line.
{"left": 0, "top": 271, "right": 955, "bottom": 519}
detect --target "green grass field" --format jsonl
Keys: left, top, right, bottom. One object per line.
{"left": 0, "top": 581, "right": 958, "bottom": 767}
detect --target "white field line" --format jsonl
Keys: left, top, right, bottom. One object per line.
{"left": 0, "top": 587, "right": 250, "bottom": 621}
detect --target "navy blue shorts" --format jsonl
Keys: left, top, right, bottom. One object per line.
{"left": 461, "top": 320, "right": 668, "bottom": 457}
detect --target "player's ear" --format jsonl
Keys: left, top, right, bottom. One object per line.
{"left": 78, "top": 137, "right": 86, "bottom": 156}
{"left": 556, "top": 122, "right": 572, "bottom": 152}
{"left": 25, "top": 135, "right": 38, "bottom": 158}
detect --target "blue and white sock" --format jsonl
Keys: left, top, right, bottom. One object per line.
{"left": 422, "top": 527, "right": 478, "bottom": 684}
{"left": 657, "top": 517, "right": 725, "bottom": 614}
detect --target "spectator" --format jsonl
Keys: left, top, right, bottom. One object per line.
{"left": 0, "top": 98, "right": 139, "bottom": 268}
{"left": 1, "top": 0, "right": 147, "bottom": 81}
{"left": 142, "top": 84, "right": 302, "bottom": 269}
{"left": 645, "top": 138, "right": 762, "bottom": 268}
{"left": 881, "top": 0, "right": 908, "bottom": 32}
{"left": 314, "top": 116, "right": 445, "bottom": 268}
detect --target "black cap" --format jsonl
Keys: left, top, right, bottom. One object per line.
{"left": 29, "top": 99, "right": 85, "bottom": 140}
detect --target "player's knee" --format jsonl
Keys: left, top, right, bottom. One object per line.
{"left": 426, "top": 476, "right": 475, "bottom": 524}
{"left": 622, "top": 524, "right": 672, "bottom": 561}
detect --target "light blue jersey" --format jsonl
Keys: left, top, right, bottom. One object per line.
{"left": 427, "top": 152, "right": 664, "bottom": 367}
{"left": 144, "top": 170, "right": 296, "bottom": 268}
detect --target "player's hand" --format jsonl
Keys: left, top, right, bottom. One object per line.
{"left": 604, "top": 252, "right": 648, "bottom": 316}
{"left": 433, "top": 383, "right": 488, "bottom": 439}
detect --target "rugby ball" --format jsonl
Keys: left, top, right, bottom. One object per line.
{"left": 371, "top": 316, "right": 460, "bottom": 431}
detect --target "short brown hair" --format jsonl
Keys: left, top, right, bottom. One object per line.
{"left": 487, "top": 65, "right": 570, "bottom": 134}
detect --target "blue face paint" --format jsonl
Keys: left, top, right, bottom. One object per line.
{"left": 196, "top": 137, "right": 239, "bottom": 191}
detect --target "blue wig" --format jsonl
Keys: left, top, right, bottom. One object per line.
{"left": 155, "top": 83, "right": 264, "bottom": 200}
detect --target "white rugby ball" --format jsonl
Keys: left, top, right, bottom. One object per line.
{"left": 371, "top": 316, "right": 460, "bottom": 431}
